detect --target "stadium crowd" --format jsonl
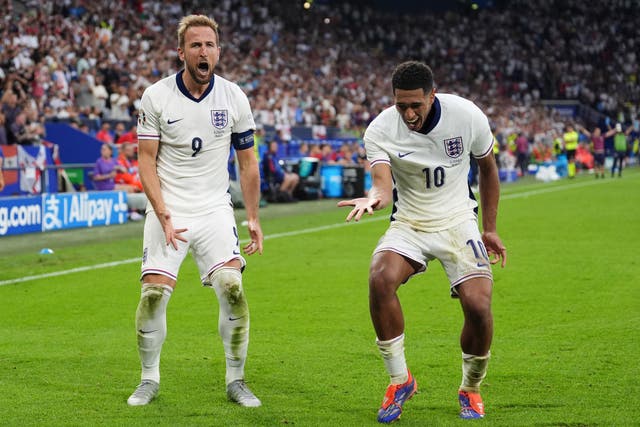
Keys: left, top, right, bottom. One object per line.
{"left": 0, "top": 0, "right": 639, "bottom": 178}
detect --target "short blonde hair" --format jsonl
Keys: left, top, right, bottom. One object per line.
{"left": 177, "top": 14, "right": 219, "bottom": 48}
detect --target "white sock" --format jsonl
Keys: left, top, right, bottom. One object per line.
{"left": 135, "top": 283, "right": 173, "bottom": 384}
{"left": 376, "top": 334, "right": 408, "bottom": 384}
{"left": 209, "top": 267, "right": 250, "bottom": 385}
{"left": 460, "top": 352, "right": 490, "bottom": 392}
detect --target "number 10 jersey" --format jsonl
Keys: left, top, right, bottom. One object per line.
{"left": 364, "top": 93, "right": 494, "bottom": 232}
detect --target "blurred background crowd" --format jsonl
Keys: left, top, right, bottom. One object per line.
{"left": 1, "top": 0, "right": 639, "bottom": 191}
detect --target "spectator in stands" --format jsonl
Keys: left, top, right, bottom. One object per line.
{"left": 2, "top": 0, "right": 639, "bottom": 184}
{"left": 309, "top": 143, "right": 323, "bottom": 161}
{"left": 92, "top": 143, "right": 127, "bottom": 191}
{"left": 262, "top": 140, "right": 299, "bottom": 202}
{"left": 24, "top": 107, "right": 46, "bottom": 142}
{"left": 0, "top": 149, "right": 5, "bottom": 192}
{"left": 319, "top": 143, "right": 337, "bottom": 164}
{"left": 115, "top": 141, "right": 146, "bottom": 219}
{"left": 577, "top": 125, "right": 606, "bottom": 178}
{"left": 112, "top": 122, "right": 127, "bottom": 144}
{"left": 90, "top": 74, "right": 109, "bottom": 111}
{"left": 514, "top": 132, "right": 530, "bottom": 176}
{"left": 10, "top": 112, "right": 42, "bottom": 145}
{"left": 1, "top": 91, "right": 21, "bottom": 144}
{"left": 109, "top": 84, "right": 131, "bottom": 121}
{"left": 79, "top": 122, "right": 91, "bottom": 135}
{"left": 531, "top": 140, "right": 553, "bottom": 165}
{"left": 95, "top": 122, "right": 114, "bottom": 144}
{"left": 297, "top": 142, "right": 310, "bottom": 158}
{"left": 91, "top": 142, "right": 143, "bottom": 217}
{"left": 115, "top": 142, "right": 143, "bottom": 192}
{"left": 46, "top": 88, "right": 73, "bottom": 120}
{"left": 116, "top": 123, "right": 137, "bottom": 145}
{"left": 336, "top": 143, "right": 356, "bottom": 165}
{"left": 0, "top": 112, "right": 7, "bottom": 145}
{"left": 72, "top": 73, "right": 95, "bottom": 111}
{"left": 354, "top": 144, "right": 370, "bottom": 171}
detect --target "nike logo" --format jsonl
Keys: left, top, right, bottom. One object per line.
{"left": 398, "top": 151, "right": 415, "bottom": 158}
{"left": 167, "top": 118, "right": 184, "bottom": 125}
{"left": 138, "top": 329, "right": 158, "bottom": 334}
{"left": 232, "top": 250, "right": 240, "bottom": 255}
{"left": 228, "top": 316, "right": 245, "bottom": 321}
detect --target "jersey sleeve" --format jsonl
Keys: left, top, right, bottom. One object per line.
{"left": 136, "top": 87, "right": 161, "bottom": 141}
{"left": 363, "top": 120, "right": 391, "bottom": 167}
{"left": 470, "top": 106, "right": 494, "bottom": 159}
{"left": 230, "top": 84, "right": 256, "bottom": 151}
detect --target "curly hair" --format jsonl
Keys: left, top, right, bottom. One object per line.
{"left": 391, "top": 61, "right": 434, "bottom": 93}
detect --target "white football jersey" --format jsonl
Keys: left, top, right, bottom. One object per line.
{"left": 364, "top": 93, "right": 494, "bottom": 232}
{"left": 137, "top": 70, "right": 255, "bottom": 216}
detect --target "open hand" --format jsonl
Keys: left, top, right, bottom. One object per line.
{"left": 337, "top": 197, "right": 380, "bottom": 222}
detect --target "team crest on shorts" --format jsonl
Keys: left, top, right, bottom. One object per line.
{"left": 443, "top": 136, "right": 464, "bottom": 158}
{"left": 211, "top": 110, "right": 228, "bottom": 129}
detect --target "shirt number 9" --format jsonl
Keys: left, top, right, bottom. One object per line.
{"left": 192, "top": 137, "right": 203, "bottom": 157}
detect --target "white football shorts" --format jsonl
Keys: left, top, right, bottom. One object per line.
{"left": 140, "top": 206, "right": 245, "bottom": 285}
{"left": 374, "top": 219, "right": 493, "bottom": 296}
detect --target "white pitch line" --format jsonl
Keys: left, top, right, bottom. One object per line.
{"left": 500, "top": 177, "right": 608, "bottom": 200}
{"left": 0, "top": 177, "right": 617, "bottom": 287}
{"left": 0, "top": 220, "right": 379, "bottom": 286}
{"left": 0, "top": 258, "right": 141, "bottom": 286}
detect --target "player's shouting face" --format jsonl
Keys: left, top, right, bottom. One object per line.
{"left": 179, "top": 25, "right": 220, "bottom": 86}
{"left": 394, "top": 87, "right": 435, "bottom": 132}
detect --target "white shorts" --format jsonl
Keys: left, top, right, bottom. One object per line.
{"left": 141, "top": 206, "right": 245, "bottom": 285}
{"left": 374, "top": 219, "right": 493, "bottom": 296}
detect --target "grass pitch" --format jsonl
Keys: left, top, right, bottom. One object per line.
{"left": 1, "top": 168, "right": 639, "bottom": 426}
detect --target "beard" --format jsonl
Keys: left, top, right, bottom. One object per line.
{"left": 185, "top": 60, "right": 214, "bottom": 85}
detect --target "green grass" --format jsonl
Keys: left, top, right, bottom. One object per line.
{"left": 1, "top": 169, "right": 639, "bottom": 426}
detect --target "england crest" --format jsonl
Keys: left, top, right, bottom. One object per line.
{"left": 443, "top": 136, "right": 464, "bottom": 158}
{"left": 211, "top": 109, "right": 228, "bottom": 129}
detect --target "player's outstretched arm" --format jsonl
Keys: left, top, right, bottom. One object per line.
{"left": 236, "top": 147, "right": 263, "bottom": 255}
{"left": 337, "top": 163, "right": 393, "bottom": 222}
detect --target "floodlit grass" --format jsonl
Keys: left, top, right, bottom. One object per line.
{"left": 1, "top": 169, "right": 639, "bottom": 426}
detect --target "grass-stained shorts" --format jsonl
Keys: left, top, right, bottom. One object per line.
{"left": 373, "top": 219, "right": 493, "bottom": 296}
{"left": 141, "top": 205, "right": 245, "bottom": 285}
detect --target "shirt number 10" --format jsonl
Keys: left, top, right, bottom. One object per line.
{"left": 422, "top": 166, "right": 445, "bottom": 189}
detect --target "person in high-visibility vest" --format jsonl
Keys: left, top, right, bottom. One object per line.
{"left": 563, "top": 124, "right": 579, "bottom": 178}
{"left": 609, "top": 123, "right": 632, "bottom": 177}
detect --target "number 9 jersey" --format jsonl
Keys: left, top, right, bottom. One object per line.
{"left": 137, "top": 70, "right": 256, "bottom": 216}
{"left": 364, "top": 93, "right": 494, "bottom": 232}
